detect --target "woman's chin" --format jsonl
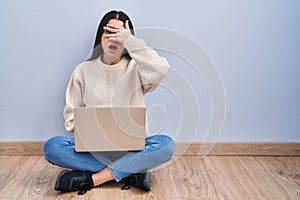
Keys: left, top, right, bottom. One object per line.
{"left": 108, "top": 48, "right": 117, "bottom": 54}
{"left": 104, "top": 49, "right": 121, "bottom": 56}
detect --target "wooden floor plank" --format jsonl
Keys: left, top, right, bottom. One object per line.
{"left": 0, "top": 156, "right": 21, "bottom": 190}
{"left": 150, "top": 164, "right": 179, "bottom": 200}
{"left": 224, "top": 156, "right": 271, "bottom": 199}
{"left": 288, "top": 157, "right": 300, "bottom": 187}
{"left": 168, "top": 156, "right": 217, "bottom": 200}
{"left": 237, "top": 156, "right": 298, "bottom": 200}
{"left": 260, "top": 156, "right": 300, "bottom": 186}
{"left": 0, "top": 156, "right": 300, "bottom": 199}
{"left": 203, "top": 156, "right": 248, "bottom": 200}
{"left": 27, "top": 157, "right": 60, "bottom": 199}
{"left": 0, "top": 156, "right": 40, "bottom": 199}
{"left": 254, "top": 157, "right": 300, "bottom": 199}
{"left": 41, "top": 167, "right": 61, "bottom": 200}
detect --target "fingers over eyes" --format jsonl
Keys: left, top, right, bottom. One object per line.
{"left": 106, "top": 33, "right": 118, "bottom": 38}
{"left": 108, "top": 37, "right": 118, "bottom": 42}
{"left": 106, "top": 23, "right": 124, "bottom": 30}
{"left": 103, "top": 26, "right": 119, "bottom": 33}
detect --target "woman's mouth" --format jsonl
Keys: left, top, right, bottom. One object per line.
{"left": 108, "top": 45, "right": 117, "bottom": 52}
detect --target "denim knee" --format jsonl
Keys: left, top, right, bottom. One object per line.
{"left": 161, "top": 135, "right": 175, "bottom": 161}
{"left": 43, "top": 136, "right": 67, "bottom": 164}
{"left": 151, "top": 134, "right": 175, "bottom": 163}
{"left": 44, "top": 136, "right": 55, "bottom": 163}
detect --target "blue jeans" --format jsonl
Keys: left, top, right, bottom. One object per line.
{"left": 44, "top": 134, "right": 175, "bottom": 182}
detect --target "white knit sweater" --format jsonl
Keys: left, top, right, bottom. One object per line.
{"left": 63, "top": 35, "right": 170, "bottom": 132}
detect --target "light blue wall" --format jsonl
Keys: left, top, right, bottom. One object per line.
{"left": 0, "top": 0, "right": 299, "bottom": 141}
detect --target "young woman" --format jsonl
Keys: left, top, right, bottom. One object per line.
{"left": 44, "top": 10, "right": 175, "bottom": 195}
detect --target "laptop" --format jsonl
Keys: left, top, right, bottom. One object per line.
{"left": 74, "top": 107, "right": 146, "bottom": 152}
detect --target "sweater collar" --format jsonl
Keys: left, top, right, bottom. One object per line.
{"left": 96, "top": 56, "right": 128, "bottom": 71}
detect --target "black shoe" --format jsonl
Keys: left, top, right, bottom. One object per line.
{"left": 121, "top": 172, "right": 150, "bottom": 191}
{"left": 55, "top": 170, "right": 94, "bottom": 195}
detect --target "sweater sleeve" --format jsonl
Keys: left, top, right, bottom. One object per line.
{"left": 123, "top": 35, "right": 170, "bottom": 93}
{"left": 63, "top": 68, "right": 84, "bottom": 133}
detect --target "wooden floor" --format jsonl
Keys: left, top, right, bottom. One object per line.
{"left": 0, "top": 156, "right": 299, "bottom": 200}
